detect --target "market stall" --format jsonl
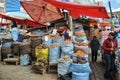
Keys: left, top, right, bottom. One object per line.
{"left": 0, "top": 0, "right": 112, "bottom": 80}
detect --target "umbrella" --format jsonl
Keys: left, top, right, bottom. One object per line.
{"left": 20, "top": 0, "right": 63, "bottom": 23}
{"left": 44, "top": 0, "right": 110, "bottom": 18}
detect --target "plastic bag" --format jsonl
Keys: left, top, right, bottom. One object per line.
{"left": 58, "top": 60, "right": 72, "bottom": 76}
{"left": 20, "top": 54, "right": 30, "bottom": 66}
{"left": 35, "top": 48, "right": 49, "bottom": 62}
{"left": 71, "top": 72, "right": 90, "bottom": 80}
{"left": 52, "top": 38, "right": 64, "bottom": 44}
{"left": 42, "top": 38, "right": 53, "bottom": 47}
{"left": 49, "top": 46, "right": 60, "bottom": 62}
{"left": 69, "top": 62, "right": 92, "bottom": 73}
{"left": 61, "top": 44, "right": 74, "bottom": 57}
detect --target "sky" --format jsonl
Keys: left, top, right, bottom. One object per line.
{"left": 95, "top": 0, "right": 120, "bottom": 9}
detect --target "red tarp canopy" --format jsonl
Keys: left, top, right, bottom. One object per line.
{"left": 44, "top": 0, "right": 109, "bottom": 18}
{"left": 98, "top": 22, "right": 111, "bottom": 27}
{"left": 0, "top": 23, "right": 10, "bottom": 26}
{"left": 0, "top": 13, "right": 45, "bottom": 27}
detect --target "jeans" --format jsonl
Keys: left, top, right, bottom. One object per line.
{"left": 91, "top": 50, "right": 98, "bottom": 62}
{"left": 104, "top": 53, "right": 115, "bottom": 79}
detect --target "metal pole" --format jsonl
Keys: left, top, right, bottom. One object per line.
{"left": 108, "top": 1, "right": 113, "bottom": 18}
{"left": 108, "top": 1, "right": 114, "bottom": 30}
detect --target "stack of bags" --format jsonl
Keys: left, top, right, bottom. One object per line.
{"left": 31, "top": 36, "right": 42, "bottom": 61}
{"left": 19, "top": 42, "right": 31, "bottom": 66}
{"left": 69, "top": 50, "right": 91, "bottom": 80}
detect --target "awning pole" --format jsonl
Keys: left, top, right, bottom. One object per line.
{"left": 68, "top": 12, "right": 73, "bottom": 36}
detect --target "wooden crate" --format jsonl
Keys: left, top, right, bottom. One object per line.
{"left": 34, "top": 68, "right": 46, "bottom": 75}
{"left": 31, "top": 62, "right": 46, "bottom": 75}
{"left": 47, "top": 62, "right": 58, "bottom": 73}
{"left": 3, "top": 58, "right": 19, "bottom": 65}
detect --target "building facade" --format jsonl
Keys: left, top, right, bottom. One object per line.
{"left": 0, "top": 0, "right": 5, "bottom": 12}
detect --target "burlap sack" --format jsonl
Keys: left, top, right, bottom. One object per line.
{"left": 1, "top": 46, "right": 12, "bottom": 54}
{"left": 12, "top": 42, "right": 20, "bottom": 55}
{"left": 31, "top": 37, "right": 42, "bottom": 48}
{"left": 19, "top": 43, "right": 31, "bottom": 54}
{"left": 21, "top": 34, "right": 30, "bottom": 40}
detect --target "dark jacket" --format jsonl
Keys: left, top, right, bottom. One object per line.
{"left": 102, "top": 38, "right": 118, "bottom": 54}
{"left": 90, "top": 39, "right": 100, "bottom": 51}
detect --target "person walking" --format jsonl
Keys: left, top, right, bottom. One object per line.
{"left": 90, "top": 36, "right": 100, "bottom": 62}
{"left": 102, "top": 32, "right": 118, "bottom": 80}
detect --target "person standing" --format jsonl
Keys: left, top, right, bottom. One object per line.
{"left": 11, "top": 20, "right": 22, "bottom": 42}
{"left": 90, "top": 36, "right": 100, "bottom": 62}
{"left": 102, "top": 32, "right": 118, "bottom": 80}
{"left": 63, "top": 24, "right": 70, "bottom": 40}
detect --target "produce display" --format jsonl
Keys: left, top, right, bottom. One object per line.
{"left": 59, "top": 56, "right": 72, "bottom": 62}
{"left": 74, "top": 50, "right": 85, "bottom": 57}
{"left": 50, "top": 43, "right": 59, "bottom": 48}
{"left": 76, "top": 40, "right": 88, "bottom": 46}
{"left": 36, "top": 44, "right": 48, "bottom": 49}
{"left": 62, "top": 40, "right": 72, "bottom": 44}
